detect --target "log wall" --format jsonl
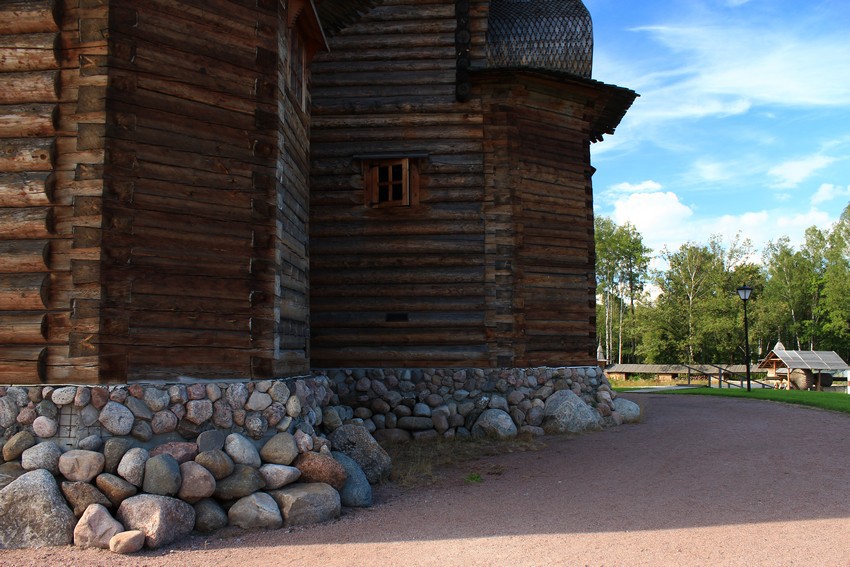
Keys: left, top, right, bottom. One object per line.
{"left": 0, "top": 0, "right": 316, "bottom": 383}
{"left": 102, "top": 0, "right": 309, "bottom": 380}
{"left": 479, "top": 72, "right": 602, "bottom": 367}
{"left": 310, "top": 0, "right": 615, "bottom": 369}
{"left": 0, "top": 0, "right": 107, "bottom": 384}
{"left": 309, "top": 0, "right": 492, "bottom": 368}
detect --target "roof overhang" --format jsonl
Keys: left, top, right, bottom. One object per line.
{"left": 470, "top": 67, "right": 638, "bottom": 143}
{"left": 289, "top": 0, "right": 329, "bottom": 56}
{"left": 757, "top": 349, "right": 850, "bottom": 372}
{"left": 316, "top": 0, "right": 378, "bottom": 36}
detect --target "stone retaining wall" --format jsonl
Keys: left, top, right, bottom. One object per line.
{"left": 0, "top": 367, "right": 641, "bottom": 552}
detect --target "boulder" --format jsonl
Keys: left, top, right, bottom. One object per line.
{"left": 177, "top": 461, "right": 216, "bottom": 503}
{"left": 21, "top": 441, "right": 63, "bottom": 474}
{"left": 3, "top": 430, "right": 35, "bottom": 462}
{"left": 116, "top": 494, "right": 195, "bottom": 550}
{"left": 193, "top": 498, "right": 228, "bottom": 534}
{"left": 611, "top": 397, "right": 641, "bottom": 423}
{"left": 150, "top": 441, "right": 199, "bottom": 464}
{"left": 258, "top": 463, "right": 301, "bottom": 490}
{"left": 196, "top": 430, "right": 226, "bottom": 452}
{"left": 269, "top": 483, "right": 341, "bottom": 527}
{"left": 74, "top": 503, "right": 124, "bottom": 549}
{"left": 58, "top": 449, "right": 105, "bottom": 483}
{"left": 109, "top": 530, "right": 145, "bottom": 554}
{"left": 99, "top": 401, "right": 135, "bottom": 436}
{"left": 228, "top": 492, "right": 283, "bottom": 530}
{"left": 213, "top": 464, "right": 265, "bottom": 500}
{"left": 259, "top": 432, "right": 299, "bottom": 465}
{"left": 332, "top": 451, "right": 372, "bottom": 508}
{"left": 224, "top": 433, "right": 261, "bottom": 468}
{"left": 0, "top": 469, "right": 75, "bottom": 548}
{"left": 293, "top": 452, "right": 347, "bottom": 490}
{"left": 471, "top": 409, "right": 518, "bottom": 439}
{"left": 327, "top": 424, "right": 392, "bottom": 484}
{"left": 96, "top": 473, "right": 138, "bottom": 508}
{"left": 103, "top": 437, "right": 135, "bottom": 474}
{"left": 32, "top": 416, "right": 58, "bottom": 437}
{"left": 0, "top": 462, "right": 26, "bottom": 491}
{"left": 117, "top": 447, "right": 149, "bottom": 487}
{"left": 143, "top": 454, "right": 182, "bottom": 496}
{"left": 542, "top": 389, "right": 602, "bottom": 434}
{"left": 195, "top": 449, "right": 234, "bottom": 480}
{"left": 61, "top": 481, "right": 112, "bottom": 517}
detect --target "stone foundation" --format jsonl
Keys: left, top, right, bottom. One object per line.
{"left": 0, "top": 367, "right": 639, "bottom": 552}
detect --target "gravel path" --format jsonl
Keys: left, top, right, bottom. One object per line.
{"left": 3, "top": 393, "right": 850, "bottom": 567}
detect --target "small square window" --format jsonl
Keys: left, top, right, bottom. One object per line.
{"left": 363, "top": 157, "right": 420, "bottom": 208}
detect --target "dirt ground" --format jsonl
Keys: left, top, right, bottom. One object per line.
{"left": 3, "top": 393, "right": 850, "bottom": 567}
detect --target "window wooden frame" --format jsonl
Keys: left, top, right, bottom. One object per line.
{"left": 361, "top": 157, "right": 422, "bottom": 208}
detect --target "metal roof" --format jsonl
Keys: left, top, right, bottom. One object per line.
{"left": 605, "top": 364, "right": 765, "bottom": 375}
{"left": 757, "top": 350, "right": 850, "bottom": 371}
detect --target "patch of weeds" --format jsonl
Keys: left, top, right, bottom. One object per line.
{"left": 383, "top": 432, "right": 545, "bottom": 489}
{"left": 465, "top": 472, "right": 483, "bottom": 483}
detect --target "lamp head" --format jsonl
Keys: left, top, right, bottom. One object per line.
{"left": 737, "top": 284, "right": 753, "bottom": 301}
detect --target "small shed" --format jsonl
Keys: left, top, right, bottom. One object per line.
{"left": 757, "top": 342, "right": 850, "bottom": 390}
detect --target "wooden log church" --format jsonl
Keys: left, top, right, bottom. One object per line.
{"left": 0, "top": 0, "right": 636, "bottom": 385}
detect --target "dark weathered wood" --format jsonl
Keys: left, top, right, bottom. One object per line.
{"left": 0, "top": 312, "right": 47, "bottom": 343}
{"left": 0, "top": 70, "right": 59, "bottom": 104}
{"left": 0, "top": 171, "right": 54, "bottom": 206}
{"left": 0, "top": 137, "right": 55, "bottom": 172}
{"left": 0, "top": 207, "right": 54, "bottom": 238}
{"left": 0, "top": 104, "right": 57, "bottom": 137}
{"left": 0, "top": 0, "right": 61, "bottom": 35}
{"left": 0, "top": 345, "right": 47, "bottom": 383}
{"left": 0, "top": 239, "right": 50, "bottom": 272}
{"left": 0, "top": 33, "right": 60, "bottom": 72}
{"left": 0, "top": 273, "right": 50, "bottom": 310}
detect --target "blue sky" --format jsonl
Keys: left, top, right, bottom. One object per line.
{"left": 585, "top": 0, "right": 850, "bottom": 262}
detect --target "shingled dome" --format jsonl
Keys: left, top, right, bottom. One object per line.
{"left": 486, "top": 0, "right": 593, "bottom": 78}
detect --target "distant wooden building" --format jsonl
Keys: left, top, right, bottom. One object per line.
{"left": 309, "top": 0, "right": 636, "bottom": 368}
{"left": 0, "top": 0, "right": 634, "bottom": 384}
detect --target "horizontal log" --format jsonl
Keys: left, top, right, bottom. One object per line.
{"left": 0, "top": 207, "right": 54, "bottom": 238}
{"left": 0, "top": 312, "right": 47, "bottom": 343}
{"left": 0, "top": 239, "right": 50, "bottom": 272}
{"left": 0, "top": 171, "right": 53, "bottom": 206}
{"left": 0, "top": 0, "right": 60, "bottom": 34}
{"left": 0, "top": 103, "right": 57, "bottom": 137}
{"left": 0, "top": 273, "right": 50, "bottom": 310}
{"left": 0, "top": 345, "right": 47, "bottom": 383}
{"left": 0, "top": 70, "right": 59, "bottom": 104}
{"left": 0, "top": 33, "right": 59, "bottom": 72}
{"left": 0, "top": 137, "right": 55, "bottom": 172}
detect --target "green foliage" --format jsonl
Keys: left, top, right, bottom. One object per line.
{"left": 594, "top": 217, "right": 651, "bottom": 364}
{"left": 596, "top": 203, "right": 850, "bottom": 367}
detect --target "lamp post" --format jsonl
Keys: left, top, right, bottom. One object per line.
{"left": 736, "top": 284, "right": 753, "bottom": 392}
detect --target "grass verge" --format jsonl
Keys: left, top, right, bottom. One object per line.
{"left": 383, "top": 433, "right": 545, "bottom": 488}
{"left": 656, "top": 386, "right": 850, "bottom": 415}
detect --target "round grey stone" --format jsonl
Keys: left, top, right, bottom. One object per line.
{"left": 99, "top": 401, "right": 135, "bottom": 436}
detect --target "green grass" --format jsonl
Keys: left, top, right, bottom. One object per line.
{"left": 657, "top": 386, "right": 850, "bottom": 415}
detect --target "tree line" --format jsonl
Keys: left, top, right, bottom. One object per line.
{"left": 595, "top": 204, "right": 850, "bottom": 367}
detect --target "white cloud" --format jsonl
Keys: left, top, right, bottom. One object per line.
{"left": 612, "top": 191, "right": 694, "bottom": 254}
{"left": 609, "top": 180, "right": 663, "bottom": 194}
{"left": 811, "top": 183, "right": 850, "bottom": 205}
{"left": 768, "top": 155, "right": 837, "bottom": 188}
{"left": 691, "top": 159, "right": 734, "bottom": 183}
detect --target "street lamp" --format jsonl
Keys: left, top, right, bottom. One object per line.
{"left": 736, "top": 284, "right": 753, "bottom": 392}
